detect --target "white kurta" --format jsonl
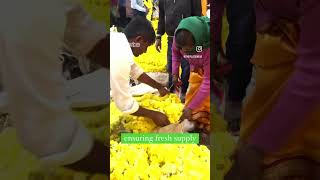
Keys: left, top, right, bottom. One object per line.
{"left": 110, "top": 32, "right": 144, "bottom": 114}
{"left": 0, "top": 1, "right": 106, "bottom": 167}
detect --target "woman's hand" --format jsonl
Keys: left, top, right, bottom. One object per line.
{"left": 179, "top": 108, "right": 193, "bottom": 122}
{"left": 172, "top": 74, "right": 182, "bottom": 91}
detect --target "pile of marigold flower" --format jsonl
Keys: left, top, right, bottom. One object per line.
{"left": 110, "top": 140, "right": 210, "bottom": 180}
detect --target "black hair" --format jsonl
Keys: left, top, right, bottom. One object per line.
{"left": 175, "top": 29, "right": 195, "bottom": 47}
{"left": 123, "top": 16, "right": 156, "bottom": 45}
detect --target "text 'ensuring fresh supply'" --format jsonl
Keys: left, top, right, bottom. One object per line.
{"left": 121, "top": 133, "right": 199, "bottom": 144}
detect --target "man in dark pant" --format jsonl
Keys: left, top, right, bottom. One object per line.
{"left": 214, "top": 0, "right": 256, "bottom": 134}
{"left": 118, "top": 0, "right": 131, "bottom": 27}
{"left": 155, "top": 0, "right": 201, "bottom": 103}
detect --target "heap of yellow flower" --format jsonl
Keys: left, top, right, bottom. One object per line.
{"left": 134, "top": 93, "right": 183, "bottom": 123}
{"left": 111, "top": 93, "right": 184, "bottom": 133}
{"left": 134, "top": 33, "right": 168, "bottom": 73}
{"left": 110, "top": 140, "right": 210, "bottom": 180}
{"left": 109, "top": 93, "right": 211, "bottom": 179}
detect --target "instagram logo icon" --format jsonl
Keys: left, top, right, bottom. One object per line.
{"left": 196, "top": 46, "right": 202, "bottom": 53}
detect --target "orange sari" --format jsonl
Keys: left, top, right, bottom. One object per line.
{"left": 185, "top": 69, "right": 210, "bottom": 132}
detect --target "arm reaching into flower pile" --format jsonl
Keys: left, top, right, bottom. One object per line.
{"left": 137, "top": 72, "right": 169, "bottom": 97}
